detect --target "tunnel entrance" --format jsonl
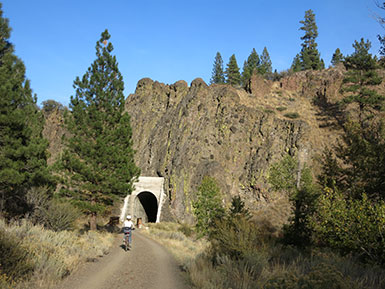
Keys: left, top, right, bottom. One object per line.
{"left": 137, "top": 192, "right": 158, "bottom": 223}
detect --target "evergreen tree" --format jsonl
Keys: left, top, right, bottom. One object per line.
{"left": 0, "top": 4, "right": 52, "bottom": 216}
{"left": 225, "top": 54, "right": 241, "bottom": 86}
{"left": 298, "top": 9, "right": 323, "bottom": 70}
{"left": 210, "top": 52, "right": 225, "bottom": 84}
{"left": 331, "top": 48, "right": 344, "bottom": 66}
{"left": 258, "top": 46, "right": 273, "bottom": 75}
{"left": 241, "top": 48, "right": 259, "bottom": 85}
{"left": 228, "top": 195, "right": 251, "bottom": 220}
{"left": 319, "top": 121, "right": 385, "bottom": 201}
{"left": 59, "top": 30, "right": 140, "bottom": 230}
{"left": 269, "top": 155, "right": 318, "bottom": 248}
{"left": 340, "top": 38, "right": 384, "bottom": 125}
{"left": 291, "top": 53, "right": 302, "bottom": 72}
{"left": 192, "top": 176, "right": 225, "bottom": 237}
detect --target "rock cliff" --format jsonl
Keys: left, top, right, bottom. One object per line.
{"left": 125, "top": 68, "right": 347, "bottom": 223}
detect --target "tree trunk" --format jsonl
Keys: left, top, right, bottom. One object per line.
{"left": 90, "top": 198, "right": 97, "bottom": 230}
{"left": 90, "top": 212, "right": 97, "bottom": 230}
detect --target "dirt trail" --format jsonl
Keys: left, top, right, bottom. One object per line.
{"left": 55, "top": 231, "right": 191, "bottom": 289}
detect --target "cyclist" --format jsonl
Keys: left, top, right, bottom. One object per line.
{"left": 122, "top": 215, "right": 134, "bottom": 248}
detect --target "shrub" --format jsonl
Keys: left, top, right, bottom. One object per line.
{"left": 264, "top": 109, "right": 275, "bottom": 114}
{"left": 26, "top": 187, "right": 80, "bottom": 231}
{"left": 42, "top": 200, "right": 81, "bottom": 231}
{"left": 178, "top": 223, "right": 194, "bottom": 237}
{"left": 0, "top": 218, "right": 113, "bottom": 287}
{"left": 276, "top": 106, "right": 287, "bottom": 111}
{"left": 210, "top": 217, "right": 268, "bottom": 261}
{"left": 0, "top": 229, "right": 34, "bottom": 281}
{"left": 0, "top": 274, "right": 15, "bottom": 289}
{"left": 284, "top": 112, "right": 300, "bottom": 119}
{"left": 312, "top": 189, "right": 385, "bottom": 265}
{"left": 263, "top": 263, "right": 358, "bottom": 289}
{"left": 217, "top": 255, "right": 264, "bottom": 289}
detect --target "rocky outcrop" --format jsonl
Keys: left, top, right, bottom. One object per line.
{"left": 43, "top": 67, "right": 351, "bottom": 224}
{"left": 124, "top": 70, "right": 342, "bottom": 222}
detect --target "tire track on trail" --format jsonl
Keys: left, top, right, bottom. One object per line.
{"left": 55, "top": 231, "right": 191, "bottom": 289}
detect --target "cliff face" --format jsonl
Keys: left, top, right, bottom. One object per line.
{"left": 125, "top": 68, "right": 346, "bottom": 223}
{"left": 42, "top": 67, "right": 351, "bottom": 224}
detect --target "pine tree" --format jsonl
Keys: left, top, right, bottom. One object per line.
{"left": 59, "top": 30, "right": 140, "bottom": 230}
{"left": 258, "top": 47, "right": 272, "bottom": 75}
{"left": 340, "top": 38, "right": 384, "bottom": 125}
{"left": 210, "top": 52, "right": 225, "bottom": 84}
{"left": 192, "top": 176, "right": 225, "bottom": 237}
{"left": 291, "top": 54, "right": 302, "bottom": 72}
{"left": 0, "top": 4, "right": 52, "bottom": 216}
{"left": 298, "top": 9, "right": 323, "bottom": 70}
{"left": 226, "top": 54, "right": 241, "bottom": 86}
{"left": 241, "top": 48, "right": 259, "bottom": 85}
{"left": 331, "top": 48, "right": 344, "bottom": 66}
{"left": 319, "top": 121, "right": 385, "bottom": 201}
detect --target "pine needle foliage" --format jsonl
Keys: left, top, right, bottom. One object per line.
{"left": 331, "top": 48, "right": 344, "bottom": 66}
{"left": 241, "top": 48, "right": 259, "bottom": 85}
{"left": 192, "top": 176, "right": 225, "bottom": 237}
{"left": 0, "top": 3, "right": 52, "bottom": 217}
{"left": 210, "top": 52, "right": 225, "bottom": 84}
{"left": 59, "top": 30, "right": 140, "bottom": 229}
{"left": 298, "top": 9, "right": 324, "bottom": 71}
{"left": 340, "top": 39, "right": 384, "bottom": 125}
{"left": 225, "top": 54, "right": 241, "bottom": 86}
{"left": 258, "top": 47, "right": 273, "bottom": 76}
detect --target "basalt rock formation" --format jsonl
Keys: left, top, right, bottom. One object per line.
{"left": 125, "top": 67, "right": 348, "bottom": 223}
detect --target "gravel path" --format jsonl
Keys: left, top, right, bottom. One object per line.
{"left": 55, "top": 231, "right": 191, "bottom": 289}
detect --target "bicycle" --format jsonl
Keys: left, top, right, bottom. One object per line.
{"left": 122, "top": 227, "right": 134, "bottom": 251}
{"left": 123, "top": 230, "right": 130, "bottom": 251}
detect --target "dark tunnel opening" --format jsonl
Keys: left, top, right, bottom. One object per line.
{"left": 137, "top": 192, "right": 158, "bottom": 222}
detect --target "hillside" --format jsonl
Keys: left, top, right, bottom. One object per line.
{"left": 43, "top": 66, "right": 383, "bottom": 226}
{"left": 123, "top": 67, "right": 349, "bottom": 224}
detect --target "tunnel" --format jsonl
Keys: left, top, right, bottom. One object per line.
{"left": 137, "top": 191, "right": 158, "bottom": 223}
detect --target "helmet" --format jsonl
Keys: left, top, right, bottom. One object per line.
{"left": 126, "top": 215, "right": 131, "bottom": 220}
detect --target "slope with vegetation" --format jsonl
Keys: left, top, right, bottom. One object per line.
{"left": 2, "top": 1, "right": 385, "bottom": 288}
{"left": 0, "top": 3, "right": 137, "bottom": 287}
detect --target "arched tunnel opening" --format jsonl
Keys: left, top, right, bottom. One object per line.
{"left": 137, "top": 192, "right": 158, "bottom": 223}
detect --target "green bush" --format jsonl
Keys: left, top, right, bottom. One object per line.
{"left": 210, "top": 217, "right": 268, "bottom": 261}
{"left": 192, "top": 176, "right": 225, "bottom": 237}
{"left": 264, "top": 108, "right": 275, "bottom": 114}
{"left": 312, "top": 189, "right": 385, "bottom": 265}
{"left": 276, "top": 106, "right": 287, "bottom": 111}
{"left": 0, "top": 229, "right": 34, "bottom": 281}
{"left": 284, "top": 112, "right": 300, "bottom": 119}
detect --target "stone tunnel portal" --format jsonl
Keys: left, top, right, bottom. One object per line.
{"left": 120, "top": 177, "right": 165, "bottom": 224}
{"left": 137, "top": 191, "right": 158, "bottom": 223}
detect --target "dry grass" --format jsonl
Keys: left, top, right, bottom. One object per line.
{"left": 141, "top": 222, "right": 208, "bottom": 269}
{"left": 144, "top": 221, "right": 385, "bottom": 289}
{"left": 0, "top": 218, "right": 114, "bottom": 288}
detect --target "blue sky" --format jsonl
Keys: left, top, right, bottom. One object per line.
{"left": 2, "top": 0, "right": 384, "bottom": 107}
